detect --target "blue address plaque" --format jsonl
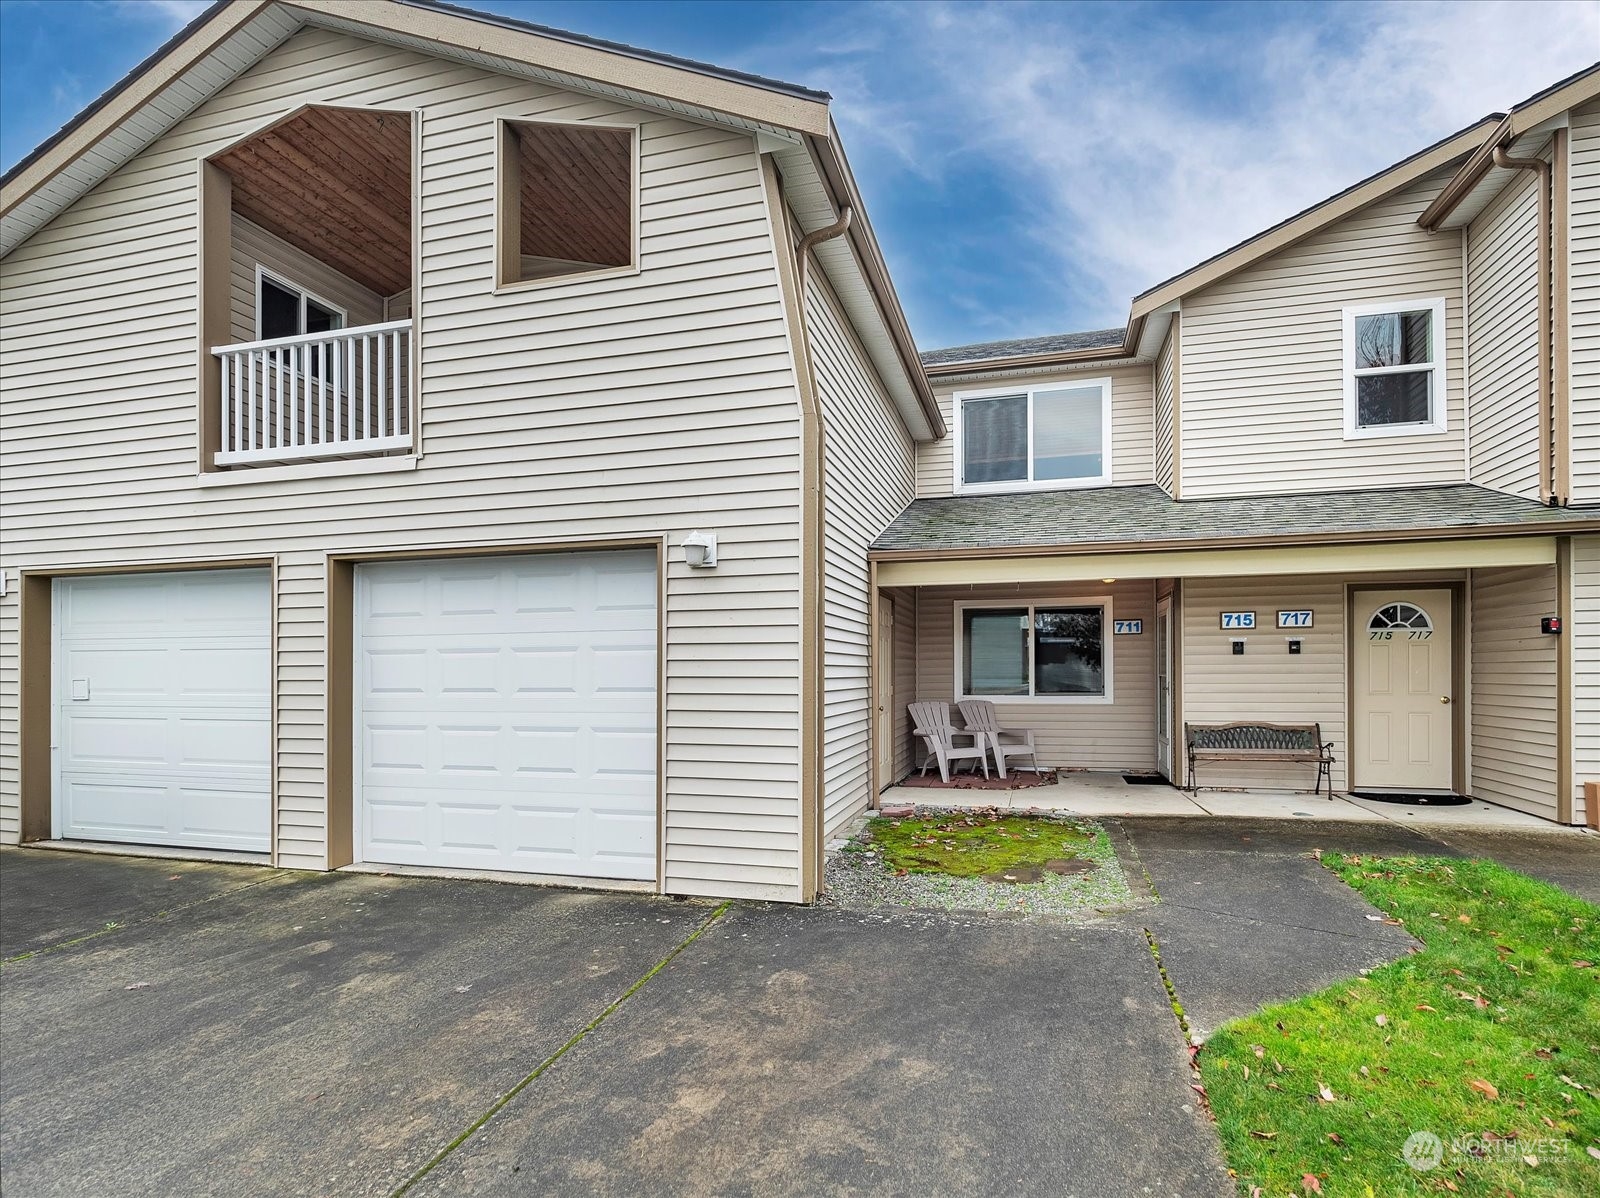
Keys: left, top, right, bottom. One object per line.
{"left": 1112, "top": 619, "right": 1143, "bottom": 635}
{"left": 1277, "top": 609, "right": 1315, "bottom": 629}
{"left": 1219, "top": 611, "right": 1257, "bottom": 630}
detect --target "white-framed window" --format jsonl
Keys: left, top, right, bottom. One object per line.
{"left": 255, "top": 266, "right": 345, "bottom": 341}
{"left": 954, "top": 378, "right": 1112, "bottom": 493}
{"left": 954, "top": 599, "right": 1114, "bottom": 704}
{"left": 1342, "top": 297, "right": 1446, "bottom": 439}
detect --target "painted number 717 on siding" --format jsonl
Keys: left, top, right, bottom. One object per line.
{"left": 1276, "top": 610, "right": 1314, "bottom": 628}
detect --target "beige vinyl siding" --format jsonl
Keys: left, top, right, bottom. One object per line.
{"left": 912, "top": 580, "right": 1156, "bottom": 770}
{"left": 1181, "top": 576, "right": 1348, "bottom": 790}
{"left": 1466, "top": 153, "right": 1543, "bottom": 499}
{"left": 0, "top": 28, "right": 807, "bottom": 900}
{"left": 891, "top": 587, "right": 916, "bottom": 781}
{"left": 808, "top": 269, "right": 915, "bottom": 841}
{"left": 1153, "top": 326, "right": 1176, "bottom": 495}
{"left": 230, "top": 214, "right": 384, "bottom": 344}
{"left": 1572, "top": 535, "right": 1600, "bottom": 824}
{"left": 915, "top": 364, "right": 1154, "bottom": 498}
{"left": 1179, "top": 169, "right": 1466, "bottom": 498}
{"left": 1469, "top": 565, "right": 1559, "bottom": 820}
{"left": 1572, "top": 99, "right": 1600, "bottom": 506}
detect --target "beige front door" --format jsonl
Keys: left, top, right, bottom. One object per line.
{"left": 1351, "top": 588, "right": 1454, "bottom": 792}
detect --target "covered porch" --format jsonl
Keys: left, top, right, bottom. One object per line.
{"left": 867, "top": 484, "right": 1600, "bottom": 828}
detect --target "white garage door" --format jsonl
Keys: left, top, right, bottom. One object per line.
{"left": 54, "top": 570, "right": 272, "bottom": 852}
{"left": 355, "top": 550, "right": 658, "bottom": 880}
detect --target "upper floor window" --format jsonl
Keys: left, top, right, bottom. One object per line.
{"left": 497, "top": 119, "right": 636, "bottom": 289}
{"left": 1342, "top": 298, "right": 1446, "bottom": 439}
{"left": 955, "top": 379, "right": 1111, "bottom": 493}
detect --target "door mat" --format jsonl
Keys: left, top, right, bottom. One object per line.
{"left": 899, "top": 769, "right": 1058, "bottom": 791}
{"left": 1121, "top": 773, "right": 1173, "bottom": 786}
{"left": 1351, "top": 791, "right": 1473, "bottom": 806}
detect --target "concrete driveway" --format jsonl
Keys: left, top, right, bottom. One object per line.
{"left": 2, "top": 820, "right": 1593, "bottom": 1197}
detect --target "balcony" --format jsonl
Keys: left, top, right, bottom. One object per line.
{"left": 212, "top": 320, "right": 412, "bottom": 466}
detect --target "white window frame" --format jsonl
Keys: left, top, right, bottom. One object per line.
{"left": 953, "top": 597, "right": 1115, "bottom": 706}
{"left": 1341, "top": 297, "right": 1447, "bottom": 440}
{"left": 953, "top": 377, "right": 1113, "bottom": 494}
{"left": 254, "top": 265, "right": 346, "bottom": 341}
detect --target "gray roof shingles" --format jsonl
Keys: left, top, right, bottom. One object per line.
{"left": 870, "top": 484, "right": 1600, "bottom": 554}
{"left": 918, "top": 328, "right": 1126, "bottom": 367}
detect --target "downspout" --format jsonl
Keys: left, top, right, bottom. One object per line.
{"left": 1492, "top": 144, "right": 1555, "bottom": 504}
{"left": 794, "top": 206, "right": 852, "bottom": 892}
{"left": 796, "top": 206, "right": 853, "bottom": 301}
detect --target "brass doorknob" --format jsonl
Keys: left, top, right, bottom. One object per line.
{"left": 1440, "top": 696, "right": 1452, "bottom": 704}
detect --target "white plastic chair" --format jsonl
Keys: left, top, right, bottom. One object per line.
{"left": 910, "top": 701, "right": 991, "bottom": 784}
{"left": 956, "top": 700, "right": 1039, "bottom": 779}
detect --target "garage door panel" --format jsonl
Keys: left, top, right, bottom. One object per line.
{"left": 56, "top": 571, "right": 272, "bottom": 853}
{"left": 61, "top": 780, "right": 171, "bottom": 838}
{"left": 357, "top": 551, "right": 657, "bottom": 881}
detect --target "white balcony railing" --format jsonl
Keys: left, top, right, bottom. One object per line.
{"left": 212, "top": 320, "right": 412, "bottom": 466}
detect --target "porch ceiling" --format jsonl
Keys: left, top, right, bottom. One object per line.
{"left": 871, "top": 484, "right": 1600, "bottom": 557}
{"left": 212, "top": 106, "right": 413, "bottom": 295}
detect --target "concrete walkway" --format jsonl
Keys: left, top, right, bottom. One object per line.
{"left": 2, "top": 819, "right": 1593, "bottom": 1196}
{"left": 881, "top": 770, "right": 1570, "bottom": 832}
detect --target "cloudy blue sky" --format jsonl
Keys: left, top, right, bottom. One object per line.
{"left": 3, "top": 0, "right": 1597, "bottom": 348}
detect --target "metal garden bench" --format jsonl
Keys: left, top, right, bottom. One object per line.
{"left": 1184, "top": 722, "right": 1335, "bottom": 797}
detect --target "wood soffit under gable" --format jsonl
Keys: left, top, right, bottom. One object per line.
{"left": 510, "top": 120, "right": 632, "bottom": 268}
{"left": 211, "top": 105, "right": 413, "bottom": 295}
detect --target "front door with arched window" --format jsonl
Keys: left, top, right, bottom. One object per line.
{"left": 1350, "top": 589, "right": 1455, "bottom": 792}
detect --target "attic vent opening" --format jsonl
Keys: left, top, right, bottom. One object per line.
{"left": 498, "top": 120, "right": 635, "bottom": 286}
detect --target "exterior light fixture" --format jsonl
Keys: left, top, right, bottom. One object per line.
{"left": 1101, "top": 577, "right": 1117, "bottom": 584}
{"left": 682, "top": 530, "right": 718, "bottom": 568}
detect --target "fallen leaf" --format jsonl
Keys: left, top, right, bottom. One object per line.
{"left": 1468, "top": 1079, "right": 1499, "bottom": 1100}
{"left": 1326, "top": 1132, "right": 1344, "bottom": 1145}
{"left": 1317, "top": 1083, "right": 1338, "bottom": 1103}
{"left": 1251, "top": 1044, "right": 1266, "bottom": 1059}
{"left": 1574, "top": 960, "right": 1593, "bottom": 969}
{"left": 1588, "top": 1146, "right": 1600, "bottom": 1161}
{"left": 1458, "top": 914, "right": 1472, "bottom": 923}
{"left": 1249, "top": 1130, "right": 1277, "bottom": 1140}
{"left": 1301, "top": 1173, "right": 1323, "bottom": 1194}
{"left": 1375, "top": 1014, "right": 1388, "bottom": 1027}
{"left": 1416, "top": 1004, "right": 1438, "bottom": 1012}
{"left": 1523, "top": 1155, "right": 1538, "bottom": 1167}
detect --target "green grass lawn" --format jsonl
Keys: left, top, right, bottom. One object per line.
{"left": 863, "top": 812, "right": 1093, "bottom": 878}
{"left": 1199, "top": 856, "right": 1600, "bottom": 1197}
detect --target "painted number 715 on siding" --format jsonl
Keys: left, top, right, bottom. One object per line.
{"left": 1219, "top": 611, "right": 1256, "bottom": 630}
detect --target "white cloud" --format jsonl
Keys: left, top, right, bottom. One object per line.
{"left": 784, "top": 0, "right": 1600, "bottom": 331}
{"left": 113, "top": 0, "right": 211, "bottom": 32}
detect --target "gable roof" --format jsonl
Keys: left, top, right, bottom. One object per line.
{"left": 0, "top": 0, "right": 827, "bottom": 196}
{"left": 1419, "top": 61, "right": 1600, "bottom": 231}
{"left": 0, "top": 0, "right": 942, "bottom": 438}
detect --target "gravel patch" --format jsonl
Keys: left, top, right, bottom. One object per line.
{"left": 821, "top": 807, "right": 1137, "bottom": 919}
